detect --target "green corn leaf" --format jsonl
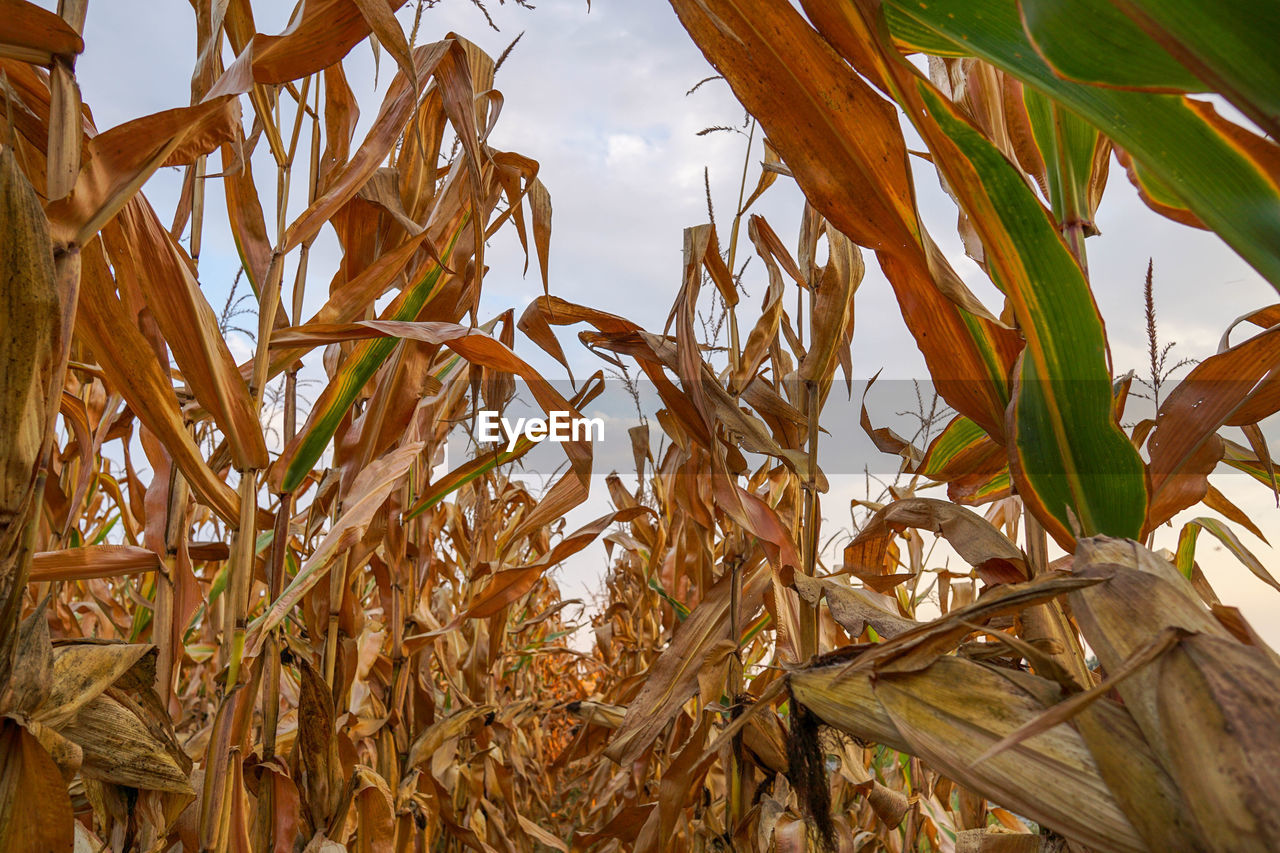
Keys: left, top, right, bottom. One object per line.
{"left": 1021, "top": 87, "right": 1107, "bottom": 241}
{"left": 404, "top": 438, "right": 535, "bottom": 520}
{"left": 920, "top": 416, "right": 1000, "bottom": 480}
{"left": 912, "top": 81, "right": 1147, "bottom": 543}
{"left": 885, "top": 0, "right": 1280, "bottom": 292}
{"left": 1175, "top": 522, "right": 1199, "bottom": 580}
{"left": 1103, "top": 0, "right": 1280, "bottom": 139}
{"left": 1021, "top": 0, "right": 1206, "bottom": 92}
{"left": 279, "top": 219, "right": 466, "bottom": 492}
{"left": 1180, "top": 517, "right": 1280, "bottom": 593}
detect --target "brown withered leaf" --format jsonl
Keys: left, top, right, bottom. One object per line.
{"left": 1071, "top": 537, "right": 1280, "bottom": 846}
{"left": 844, "top": 497, "right": 1026, "bottom": 581}
{"left": 791, "top": 656, "right": 1148, "bottom": 852}
{"left": 77, "top": 245, "right": 240, "bottom": 523}
{"left": 351, "top": 765, "right": 395, "bottom": 853}
{"left": 294, "top": 658, "right": 343, "bottom": 834}
{"left": 670, "top": 0, "right": 1022, "bottom": 439}
{"left": 0, "top": 146, "right": 59, "bottom": 529}
{"left": 573, "top": 805, "right": 655, "bottom": 848}
{"left": 404, "top": 706, "right": 492, "bottom": 776}
{"left": 45, "top": 94, "right": 242, "bottom": 246}
{"left": 251, "top": 442, "right": 423, "bottom": 650}
{"left": 1146, "top": 325, "right": 1280, "bottom": 530}
{"left": 232, "top": 0, "right": 409, "bottom": 86}
{"left": 606, "top": 561, "right": 769, "bottom": 766}
{"left": 55, "top": 392, "right": 93, "bottom": 538}
{"left": 60, "top": 692, "right": 193, "bottom": 793}
{"left": 29, "top": 544, "right": 162, "bottom": 582}
{"left": 634, "top": 712, "right": 715, "bottom": 852}
{"left": 798, "top": 220, "right": 863, "bottom": 386}
{"left": 518, "top": 813, "right": 569, "bottom": 852}
{"left": 248, "top": 757, "right": 303, "bottom": 853}
{"left": 352, "top": 0, "right": 415, "bottom": 85}
{"left": 102, "top": 200, "right": 268, "bottom": 470}
{"left": 859, "top": 372, "right": 925, "bottom": 467}
{"left": 793, "top": 573, "right": 918, "bottom": 640}
{"left": 711, "top": 463, "right": 802, "bottom": 573}
{"left": 4, "top": 597, "right": 53, "bottom": 716}
{"left": 282, "top": 39, "right": 480, "bottom": 254}
{"left": 565, "top": 700, "right": 625, "bottom": 730}
{"left": 730, "top": 217, "right": 789, "bottom": 394}
{"left": 0, "top": 718, "right": 75, "bottom": 853}
{"left": 527, "top": 176, "right": 552, "bottom": 293}
{"left": 1203, "top": 483, "right": 1271, "bottom": 544}
{"left": 842, "top": 571, "right": 1102, "bottom": 676}
{"left": 34, "top": 642, "right": 155, "bottom": 729}
{"left": 0, "top": 0, "right": 83, "bottom": 65}
{"left": 466, "top": 506, "right": 651, "bottom": 620}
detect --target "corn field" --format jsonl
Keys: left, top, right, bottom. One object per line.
{"left": 2, "top": 0, "right": 1280, "bottom": 850}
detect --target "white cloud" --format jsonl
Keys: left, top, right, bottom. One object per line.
{"left": 604, "top": 132, "right": 653, "bottom": 168}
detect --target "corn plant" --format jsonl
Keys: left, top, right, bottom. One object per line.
{"left": 2, "top": 0, "right": 1280, "bottom": 851}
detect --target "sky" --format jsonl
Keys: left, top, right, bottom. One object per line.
{"left": 43, "top": 0, "right": 1280, "bottom": 643}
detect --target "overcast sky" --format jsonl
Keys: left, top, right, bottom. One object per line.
{"left": 47, "top": 0, "right": 1280, "bottom": 641}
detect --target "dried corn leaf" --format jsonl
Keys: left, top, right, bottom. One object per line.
{"left": 791, "top": 656, "right": 1147, "bottom": 852}
{"left": 0, "top": 146, "right": 58, "bottom": 526}
{"left": 0, "top": 718, "right": 74, "bottom": 853}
